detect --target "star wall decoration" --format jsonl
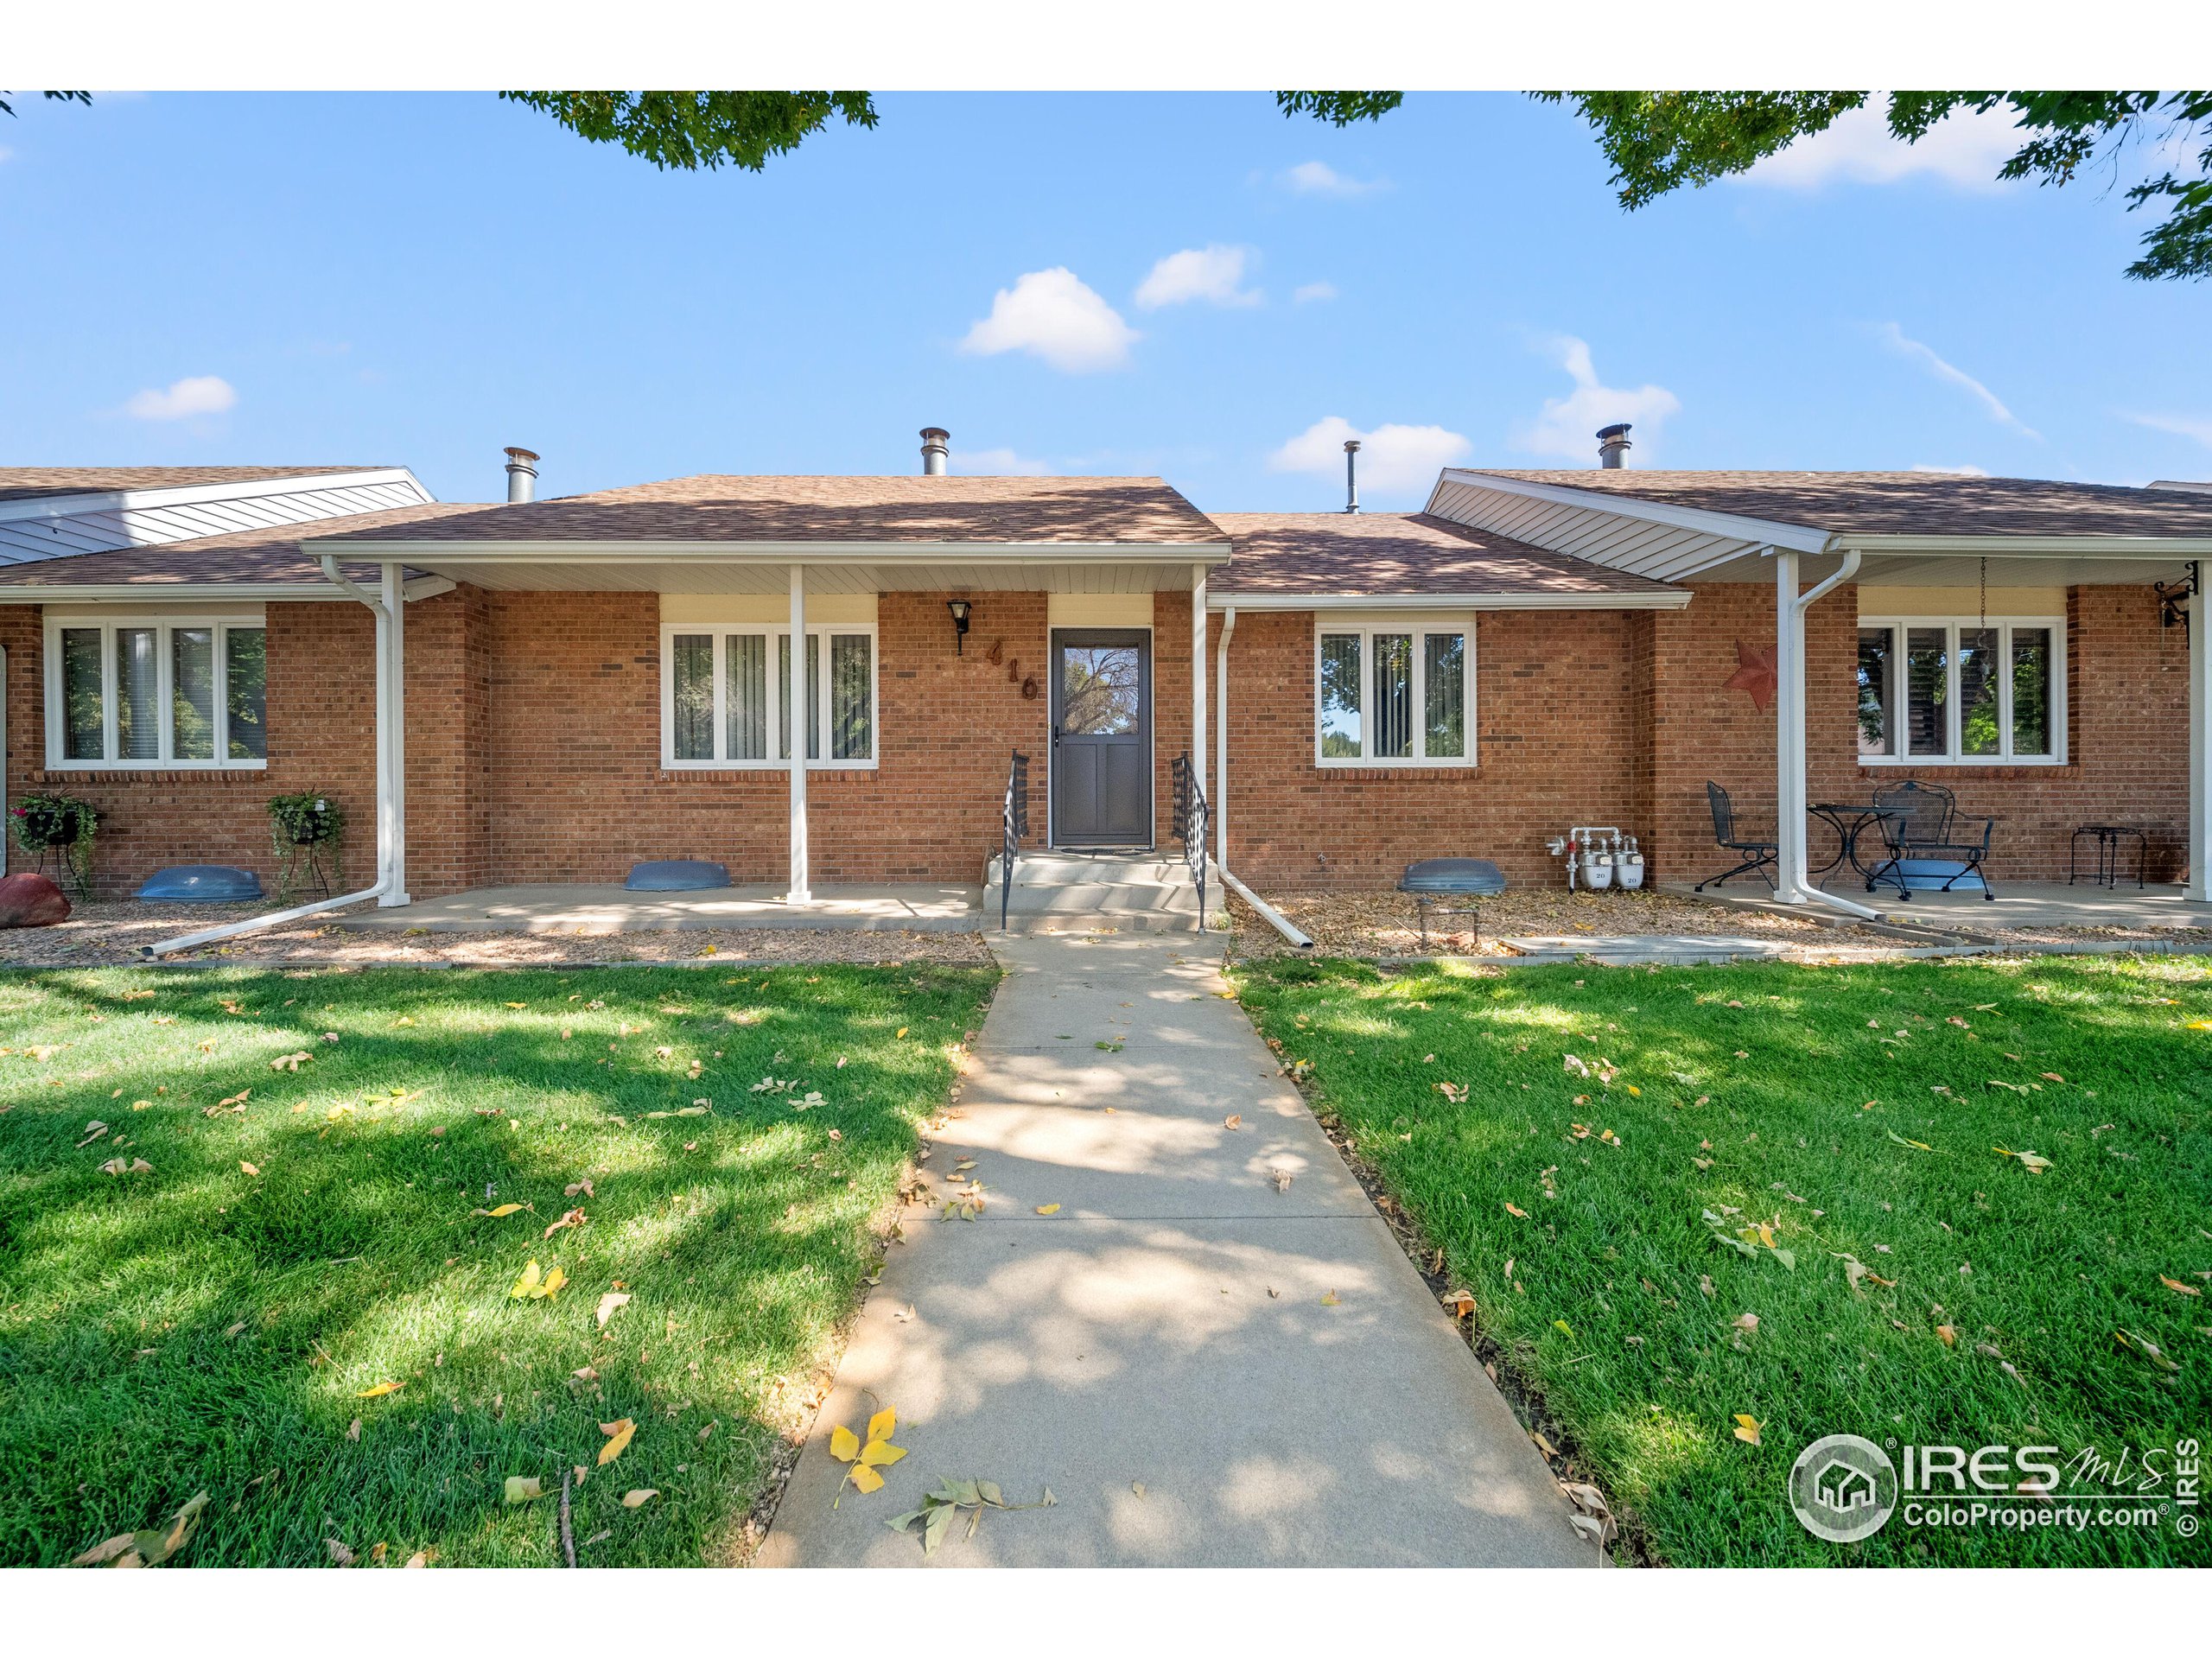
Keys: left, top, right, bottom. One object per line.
{"left": 1724, "top": 639, "right": 1777, "bottom": 713}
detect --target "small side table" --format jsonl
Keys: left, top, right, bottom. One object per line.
{"left": 2069, "top": 825, "right": 2148, "bottom": 889}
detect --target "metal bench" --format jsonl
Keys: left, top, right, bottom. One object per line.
{"left": 1400, "top": 858, "right": 1507, "bottom": 951}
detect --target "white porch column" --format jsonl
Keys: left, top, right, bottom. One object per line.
{"left": 787, "top": 563, "right": 810, "bottom": 903}
{"left": 1192, "top": 565, "right": 1208, "bottom": 830}
{"left": 2190, "top": 564, "right": 2209, "bottom": 901}
{"left": 1216, "top": 606, "right": 1236, "bottom": 872}
{"left": 1774, "top": 549, "right": 1808, "bottom": 899}
{"left": 378, "top": 561, "right": 410, "bottom": 906}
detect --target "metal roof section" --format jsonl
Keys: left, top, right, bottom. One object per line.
{"left": 1426, "top": 469, "right": 2212, "bottom": 586}
{"left": 0, "top": 468, "right": 435, "bottom": 566}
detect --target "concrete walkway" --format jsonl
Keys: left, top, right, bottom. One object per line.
{"left": 760, "top": 933, "right": 1588, "bottom": 1568}
{"left": 330, "top": 882, "right": 981, "bottom": 934}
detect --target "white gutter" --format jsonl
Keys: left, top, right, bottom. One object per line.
{"left": 1211, "top": 601, "right": 1313, "bottom": 950}
{"left": 146, "top": 556, "right": 412, "bottom": 955}
{"left": 1205, "top": 589, "right": 1690, "bottom": 612}
{"left": 1772, "top": 547, "right": 1881, "bottom": 922}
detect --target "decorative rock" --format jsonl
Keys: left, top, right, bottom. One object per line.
{"left": 137, "top": 865, "right": 265, "bottom": 903}
{"left": 0, "top": 872, "right": 71, "bottom": 929}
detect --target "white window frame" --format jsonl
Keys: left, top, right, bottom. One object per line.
{"left": 1857, "top": 614, "right": 2067, "bottom": 767}
{"left": 42, "top": 613, "right": 269, "bottom": 771}
{"left": 1312, "top": 613, "right": 1477, "bottom": 769}
{"left": 658, "top": 622, "right": 880, "bottom": 771}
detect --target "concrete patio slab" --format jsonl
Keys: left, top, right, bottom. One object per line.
{"left": 760, "top": 932, "right": 1590, "bottom": 1569}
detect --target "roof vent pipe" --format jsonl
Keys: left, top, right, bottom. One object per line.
{"left": 1596, "top": 423, "right": 1631, "bottom": 469}
{"left": 1343, "top": 439, "right": 1361, "bottom": 514}
{"left": 920, "top": 427, "right": 950, "bottom": 475}
{"left": 504, "top": 447, "right": 539, "bottom": 503}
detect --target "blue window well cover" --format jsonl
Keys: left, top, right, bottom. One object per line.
{"left": 137, "top": 865, "right": 265, "bottom": 902}
{"left": 625, "top": 860, "right": 731, "bottom": 892}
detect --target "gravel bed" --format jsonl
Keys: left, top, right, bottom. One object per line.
{"left": 0, "top": 900, "right": 993, "bottom": 969}
{"left": 1227, "top": 886, "right": 1903, "bottom": 962}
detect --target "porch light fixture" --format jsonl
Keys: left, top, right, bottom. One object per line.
{"left": 946, "top": 599, "right": 973, "bottom": 654}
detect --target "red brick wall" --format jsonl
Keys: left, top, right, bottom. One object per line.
{"left": 1215, "top": 607, "right": 1643, "bottom": 888}
{"left": 477, "top": 590, "right": 1051, "bottom": 887}
{"left": 1647, "top": 581, "right": 2190, "bottom": 887}
{"left": 1, "top": 601, "right": 377, "bottom": 898}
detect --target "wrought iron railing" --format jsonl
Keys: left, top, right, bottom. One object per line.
{"left": 1171, "top": 750, "right": 1209, "bottom": 932}
{"left": 1000, "top": 749, "right": 1029, "bottom": 931}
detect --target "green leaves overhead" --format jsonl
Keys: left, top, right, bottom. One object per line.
{"left": 499, "top": 92, "right": 878, "bottom": 172}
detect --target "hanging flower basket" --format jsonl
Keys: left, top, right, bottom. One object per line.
{"left": 10, "top": 792, "right": 100, "bottom": 901}
{"left": 267, "top": 791, "right": 346, "bottom": 899}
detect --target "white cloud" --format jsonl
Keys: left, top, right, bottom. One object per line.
{"left": 955, "top": 447, "right": 1052, "bottom": 476}
{"left": 1135, "top": 245, "right": 1261, "bottom": 310}
{"left": 1281, "top": 160, "right": 1384, "bottom": 197}
{"left": 1514, "top": 336, "right": 1681, "bottom": 464}
{"left": 1908, "top": 463, "right": 1993, "bottom": 476}
{"left": 124, "top": 374, "right": 238, "bottom": 422}
{"left": 2125, "top": 411, "right": 2212, "bottom": 449}
{"left": 1876, "top": 322, "right": 2039, "bottom": 439}
{"left": 1268, "top": 416, "right": 1471, "bottom": 497}
{"left": 1738, "top": 103, "right": 2022, "bottom": 191}
{"left": 1292, "top": 281, "right": 1338, "bottom": 304}
{"left": 958, "top": 268, "right": 1137, "bottom": 373}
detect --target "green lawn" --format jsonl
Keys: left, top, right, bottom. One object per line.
{"left": 0, "top": 963, "right": 995, "bottom": 1567}
{"left": 1233, "top": 954, "right": 2211, "bottom": 1567}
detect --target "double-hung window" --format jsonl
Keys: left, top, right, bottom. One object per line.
{"left": 1314, "top": 617, "right": 1473, "bottom": 766}
{"left": 662, "top": 623, "right": 876, "bottom": 769}
{"left": 1857, "top": 616, "right": 2063, "bottom": 765}
{"left": 45, "top": 615, "right": 267, "bottom": 768}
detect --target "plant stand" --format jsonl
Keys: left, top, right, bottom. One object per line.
{"left": 276, "top": 836, "right": 337, "bottom": 902}
{"left": 32, "top": 841, "right": 94, "bottom": 903}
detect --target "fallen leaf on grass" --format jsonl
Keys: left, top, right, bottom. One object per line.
{"left": 76, "top": 1121, "right": 109, "bottom": 1147}
{"left": 269, "top": 1052, "right": 312, "bottom": 1072}
{"left": 1732, "top": 1313, "right": 1759, "bottom": 1335}
{"left": 1434, "top": 1082, "right": 1468, "bottom": 1103}
{"left": 474, "top": 1203, "right": 524, "bottom": 1217}
{"left": 239, "top": 1161, "right": 260, "bottom": 1176}
{"left": 1886, "top": 1130, "right": 1936, "bottom": 1153}
{"left": 596, "top": 1292, "right": 631, "bottom": 1328}
{"left": 1442, "top": 1291, "right": 1475, "bottom": 1319}
{"left": 564, "top": 1179, "right": 594, "bottom": 1198}
{"left": 2161, "top": 1276, "right": 2202, "bottom": 1297}
{"left": 598, "top": 1418, "right": 637, "bottom": 1465}
{"left": 1503, "top": 1201, "right": 1529, "bottom": 1218}
{"left": 346, "top": 1418, "right": 361, "bottom": 1441}
{"left": 1553, "top": 1319, "right": 1575, "bottom": 1338}
{"left": 71, "top": 1491, "right": 209, "bottom": 1569}
{"left": 509, "top": 1260, "right": 567, "bottom": 1300}
{"left": 1993, "top": 1146, "right": 2054, "bottom": 1173}
{"left": 404, "top": 1550, "right": 431, "bottom": 1568}
{"left": 504, "top": 1476, "right": 543, "bottom": 1503}
{"left": 1732, "top": 1414, "right": 1762, "bottom": 1446}
{"left": 2113, "top": 1329, "right": 2181, "bottom": 1372}
{"left": 543, "top": 1207, "right": 586, "bottom": 1239}
{"left": 622, "top": 1489, "right": 660, "bottom": 1509}
{"left": 99, "top": 1157, "right": 154, "bottom": 1176}
{"left": 357, "top": 1381, "right": 404, "bottom": 1398}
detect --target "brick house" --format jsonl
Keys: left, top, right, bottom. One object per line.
{"left": 6, "top": 434, "right": 2212, "bottom": 927}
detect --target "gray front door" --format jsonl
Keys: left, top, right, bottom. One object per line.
{"left": 1051, "top": 629, "right": 1152, "bottom": 848}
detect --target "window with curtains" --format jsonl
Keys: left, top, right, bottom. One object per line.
{"left": 1313, "top": 617, "right": 1473, "bottom": 766}
{"left": 44, "top": 616, "right": 267, "bottom": 768}
{"left": 1856, "top": 616, "right": 2064, "bottom": 765}
{"left": 660, "top": 624, "right": 876, "bottom": 768}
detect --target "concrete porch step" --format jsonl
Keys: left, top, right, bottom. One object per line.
{"left": 982, "top": 851, "right": 1221, "bottom": 935}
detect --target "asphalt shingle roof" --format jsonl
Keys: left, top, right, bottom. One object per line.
{"left": 323, "top": 474, "right": 1225, "bottom": 546}
{"left": 0, "top": 502, "right": 497, "bottom": 588}
{"left": 1211, "top": 512, "right": 1681, "bottom": 598}
{"left": 0, "top": 466, "right": 392, "bottom": 503}
{"left": 1465, "top": 470, "right": 2212, "bottom": 539}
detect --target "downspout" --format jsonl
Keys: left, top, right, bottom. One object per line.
{"left": 1211, "top": 600, "right": 1313, "bottom": 949}
{"left": 145, "top": 556, "right": 409, "bottom": 955}
{"left": 1774, "top": 545, "right": 1880, "bottom": 920}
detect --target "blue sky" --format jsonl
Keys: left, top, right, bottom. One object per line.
{"left": 2, "top": 91, "right": 2207, "bottom": 510}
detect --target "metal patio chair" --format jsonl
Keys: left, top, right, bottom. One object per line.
{"left": 1694, "top": 781, "right": 1778, "bottom": 893}
{"left": 1865, "top": 779, "right": 1996, "bottom": 901}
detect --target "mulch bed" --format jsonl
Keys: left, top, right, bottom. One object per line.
{"left": 0, "top": 900, "right": 993, "bottom": 969}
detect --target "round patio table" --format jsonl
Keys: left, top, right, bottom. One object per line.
{"left": 1810, "top": 803, "right": 1908, "bottom": 880}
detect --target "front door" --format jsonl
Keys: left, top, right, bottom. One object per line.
{"left": 1050, "top": 629, "right": 1152, "bottom": 848}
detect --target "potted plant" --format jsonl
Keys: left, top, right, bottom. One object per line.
{"left": 267, "top": 791, "right": 345, "bottom": 900}
{"left": 10, "top": 791, "right": 100, "bottom": 901}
